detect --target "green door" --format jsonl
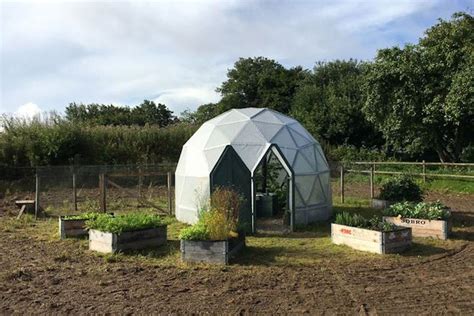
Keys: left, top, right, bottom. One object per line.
{"left": 210, "top": 145, "right": 252, "bottom": 232}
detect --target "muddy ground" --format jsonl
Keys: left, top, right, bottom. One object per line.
{"left": 0, "top": 183, "right": 473, "bottom": 314}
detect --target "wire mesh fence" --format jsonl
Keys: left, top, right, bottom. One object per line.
{"left": 35, "top": 164, "right": 176, "bottom": 217}
{"left": 2, "top": 160, "right": 472, "bottom": 218}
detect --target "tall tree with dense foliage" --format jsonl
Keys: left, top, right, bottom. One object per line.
{"left": 65, "top": 100, "right": 175, "bottom": 127}
{"left": 217, "top": 57, "right": 306, "bottom": 114}
{"left": 180, "top": 103, "right": 221, "bottom": 125}
{"left": 364, "top": 12, "right": 474, "bottom": 162}
{"left": 291, "top": 60, "right": 381, "bottom": 147}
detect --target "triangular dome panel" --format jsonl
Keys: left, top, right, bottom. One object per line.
{"left": 217, "top": 110, "right": 249, "bottom": 125}
{"left": 271, "top": 127, "right": 296, "bottom": 148}
{"left": 300, "top": 145, "right": 317, "bottom": 171}
{"left": 254, "top": 122, "right": 283, "bottom": 141}
{"left": 296, "top": 175, "right": 314, "bottom": 201}
{"left": 308, "top": 177, "right": 326, "bottom": 205}
{"left": 231, "top": 144, "right": 267, "bottom": 171}
{"left": 204, "top": 128, "right": 230, "bottom": 149}
{"left": 204, "top": 146, "right": 226, "bottom": 171}
{"left": 288, "top": 122, "right": 316, "bottom": 142}
{"left": 288, "top": 128, "right": 312, "bottom": 147}
{"left": 232, "top": 121, "right": 267, "bottom": 144}
{"left": 253, "top": 110, "right": 285, "bottom": 124}
{"left": 293, "top": 151, "right": 314, "bottom": 173}
{"left": 236, "top": 108, "right": 265, "bottom": 118}
{"left": 279, "top": 147, "right": 298, "bottom": 166}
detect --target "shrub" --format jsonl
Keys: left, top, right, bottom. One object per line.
{"left": 378, "top": 175, "right": 423, "bottom": 202}
{"left": 335, "top": 212, "right": 395, "bottom": 231}
{"left": 384, "top": 201, "right": 451, "bottom": 220}
{"left": 85, "top": 213, "right": 165, "bottom": 233}
{"left": 179, "top": 187, "right": 241, "bottom": 241}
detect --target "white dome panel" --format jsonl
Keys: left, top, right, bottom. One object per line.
{"left": 253, "top": 110, "right": 286, "bottom": 124}
{"left": 254, "top": 122, "right": 283, "bottom": 141}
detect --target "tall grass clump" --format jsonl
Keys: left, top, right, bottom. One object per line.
{"left": 179, "top": 187, "right": 242, "bottom": 241}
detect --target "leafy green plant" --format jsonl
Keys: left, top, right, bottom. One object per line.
{"left": 63, "top": 212, "right": 104, "bottom": 221}
{"left": 384, "top": 201, "right": 451, "bottom": 220}
{"left": 85, "top": 213, "right": 165, "bottom": 233}
{"left": 335, "top": 212, "right": 396, "bottom": 231}
{"left": 378, "top": 175, "right": 423, "bottom": 202}
{"left": 178, "top": 222, "right": 209, "bottom": 241}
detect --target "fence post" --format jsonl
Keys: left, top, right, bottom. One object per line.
{"left": 99, "top": 173, "right": 107, "bottom": 213}
{"left": 422, "top": 160, "right": 426, "bottom": 183}
{"left": 35, "top": 173, "right": 40, "bottom": 220}
{"left": 138, "top": 166, "right": 143, "bottom": 198}
{"left": 167, "top": 172, "right": 172, "bottom": 215}
{"left": 72, "top": 170, "right": 77, "bottom": 212}
{"left": 370, "top": 165, "right": 374, "bottom": 199}
{"left": 340, "top": 165, "right": 344, "bottom": 204}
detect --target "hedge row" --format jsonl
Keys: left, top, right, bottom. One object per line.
{"left": 0, "top": 120, "right": 198, "bottom": 167}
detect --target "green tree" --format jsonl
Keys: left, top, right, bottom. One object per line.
{"left": 291, "top": 60, "right": 381, "bottom": 147}
{"left": 364, "top": 12, "right": 474, "bottom": 162}
{"left": 132, "top": 100, "right": 174, "bottom": 127}
{"left": 180, "top": 103, "right": 221, "bottom": 125}
{"left": 65, "top": 100, "right": 175, "bottom": 127}
{"left": 217, "top": 57, "right": 306, "bottom": 113}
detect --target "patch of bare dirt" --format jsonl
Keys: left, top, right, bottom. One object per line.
{"left": 0, "top": 220, "right": 473, "bottom": 314}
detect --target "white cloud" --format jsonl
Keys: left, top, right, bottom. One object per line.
{"left": 15, "top": 102, "right": 42, "bottom": 118}
{"left": 0, "top": 0, "right": 468, "bottom": 114}
{"left": 155, "top": 87, "right": 221, "bottom": 115}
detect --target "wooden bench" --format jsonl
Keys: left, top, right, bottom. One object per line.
{"left": 15, "top": 200, "right": 35, "bottom": 219}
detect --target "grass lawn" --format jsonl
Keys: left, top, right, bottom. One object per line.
{"left": 2, "top": 195, "right": 468, "bottom": 270}
{"left": 341, "top": 172, "right": 474, "bottom": 194}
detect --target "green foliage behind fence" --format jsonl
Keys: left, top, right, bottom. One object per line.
{"left": 0, "top": 119, "right": 198, "bottom": 167}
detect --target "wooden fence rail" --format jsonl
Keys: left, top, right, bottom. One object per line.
{"left": 351, "top": 161, "right": 474, "bottom": 167}
{"left": 339, "top": 161, "right": 473, "bottom": 204}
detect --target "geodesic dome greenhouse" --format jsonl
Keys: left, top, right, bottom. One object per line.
{"left": 175, "top": 108, "right": 332, "bottom": 231}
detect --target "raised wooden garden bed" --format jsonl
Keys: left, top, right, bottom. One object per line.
{"left": 180, "top": 234, "right": 245, "bottom": 265}
{"left": 59, "top": 217, "right": 88, "bottom": 239}
{"left": 331, "top": 223, "right": 412, "bottom": 254}
{"left": 383, "top": 216, "right": 451, "bottom": 240}
{"left": 371, "top": 199, "right": 394, "bottom": 210}
{"left": 89, "top": 226, "right": 167, "bottom": 253}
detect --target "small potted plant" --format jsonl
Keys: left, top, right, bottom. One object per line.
{"left": 372, "top": 175, "right": 423, "bottom": 209}
{"left": 383, "top": 201, "right": 451, "bottom": 240}
{"left": 179, "top": 187, "right": 245, "bottom": 265}
{"left": 331, "top": 212, "right": 412, "bottom": 254}
{"left": 86, "top": 213, "right": 167, "bottom": 253}
{"left": 59, "top": 212, "right": 111, "bottom": 239}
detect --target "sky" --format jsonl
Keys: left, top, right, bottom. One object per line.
{"left": 0, "top": 0, "right": 471, "bottom": 117}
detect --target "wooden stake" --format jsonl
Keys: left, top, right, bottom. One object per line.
{"left": 99, "top": 173, "right": 107, "bottom": 213}
{"left": 370, "top": 165, "right": 374, "bottom": 199}
{"left": 167, "top": 172, "right": 172, "bottom": 215}
{"left": 422, "top": 160, "right": 426, "bottom": 183}
{"left": 72, "top": 171, "right": 77, "bottom": 212}
{"left": 340, "top": 165, "right": 344, "bottom": 204}
{"left": 138, "top": 166, "right": 143, "bottom": 198}
{"left": 35, "top": 173, "right": 40, "bottom": 220}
